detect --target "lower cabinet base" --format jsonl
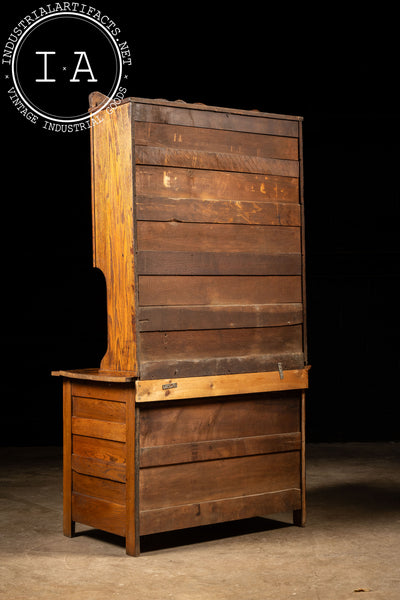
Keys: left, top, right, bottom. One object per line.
{"left": 60, "top": 373, "right": 306, "bottom": 556}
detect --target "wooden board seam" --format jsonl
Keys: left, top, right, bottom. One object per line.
{"left": 136, "top": 367, "right": 310, "bottom": 402}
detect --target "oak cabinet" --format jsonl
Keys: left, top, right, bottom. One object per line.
{"left": 53, "top": 94, "right": 309, "bottom": 556}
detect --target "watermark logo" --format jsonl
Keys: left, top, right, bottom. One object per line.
{"left": 2, "top": 3, "right": 132, "bottom": 132}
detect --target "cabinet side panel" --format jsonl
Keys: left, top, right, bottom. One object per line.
{"left": 91, "top": 104, "right": 137, "bottom": 373}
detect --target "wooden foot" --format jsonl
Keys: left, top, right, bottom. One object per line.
{"left": 293, "top": 508, "right": 306, "bottom": 527}
{"left": 64, "top": 520, "right": 75, "bottom": 538}
{"left": 126, "top": 536, "right": 140, "bottom": 557}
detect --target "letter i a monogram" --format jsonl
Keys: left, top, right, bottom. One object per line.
{"left": 35, "top": 51, "right": 56, "bottom": 82}
{"left": 35, "top": 51, "right": 98, "bottom": 83}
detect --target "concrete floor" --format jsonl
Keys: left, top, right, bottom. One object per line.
{"left": 0, "top": 443, "right": 399, "bottom": 600}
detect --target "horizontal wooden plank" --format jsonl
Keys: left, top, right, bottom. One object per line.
{"left": 71, "top": 417, "right": 126, "bottom": 442}
{"left": 139, "top": 275, "right": 302, "bottom": 306}
{"left": 139, "top": 393, "right": 301, "bottom": 447}
{"left": 70, "top": 378, "right": 134, "bottom": 401}
{"left": 136, "top": 166, "right": 299, "bottom": 203}
{"left": 72, "top": 396, "right": 126, "bottom": 422}
{"left": 54, "top": 369, "right": 136, "bottom": 385}
{"left": 136, "top": 146, "right": 299, "bottom": 177}
{"left": 140, "top": 489, "right": 301, "bottom": 536}
{"left": 136, "top": 197, "right": 301, "bottom": 226}
{"left": 136, "top": 251, "right": 301, "bottom": 276}
{"left": 72, "top": 435, "right": 126, "bottom": 465}
{"left": 136, "top": 367, "right": 309, "bottom": 402}
{"left": 73, "top": 472, "right": 126, "bottom": 505}
{"left": 134, "top": 102, "right": 299, "bottom": 136}
{"left": 137, "top": 303, "right": 303, "bottom": 331}
{"left": 137, "top": 222, "right": 300, "bottom": 254}
{"left": 72, "top": 454, "right": 126, "bottom": 483}
{"left": 135, "top": 122, "right": 299, "bottom": 160}
{"left": 140, "top": 433, "right": 302, "bottom": 468}
{"left": 139, "top": 353, "right": 305, "bottom": 380}
{"left": 140, "top": 451, "right": 300, "bottom": 510}
{"left": 140, "top": 326, "right": 303, "bottom": 362}
{"left": 72, "top": 492, "right": 126, "bottom": 536}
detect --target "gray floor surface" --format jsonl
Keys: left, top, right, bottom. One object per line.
{"left": 1, "top": 442, "right": 399, "bottom": 599}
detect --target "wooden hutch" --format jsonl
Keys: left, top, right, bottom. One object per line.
{"left": 53, "top": 93, "right": 309, "bottom": 556}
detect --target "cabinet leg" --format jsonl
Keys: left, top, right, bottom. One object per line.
{"left": 294, "top": 391, "right": 307, "bottom": 528}
{"left": 64, "top": 520, "right": 75, "bottom": 538}
{"left": 293, "top": 508, "right": 306, "bottom": 527}
{"left": 126, "top": 534, "right": 140, "bottom": 557}
{"left": 63, "top": 380, "right": 75, "bottom": 538}
{"left": 125, "top": 391, "right": 140, "bottom": 556}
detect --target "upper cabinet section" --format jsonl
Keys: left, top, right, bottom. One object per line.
{"left": 90, "top": 96, "right": 306, "bottom": 380}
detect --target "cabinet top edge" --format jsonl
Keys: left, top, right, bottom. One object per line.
{"left": 88, "top": 92, "right": 303, "bottom": 121}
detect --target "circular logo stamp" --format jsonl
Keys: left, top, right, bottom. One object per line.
{"left": 2, "top": 4, "right": 132, "bottom": 132}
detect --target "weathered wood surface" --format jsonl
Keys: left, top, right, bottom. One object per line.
{"left": 136, "top": 369, "right": 309, "bottom": 402}
{"left": 140, "top": 451, "right": 300, "bottom": 510}
{"left": 136, "top": 196, "right": 301, "bottom": 226}
{"left": 90, "top": 103, "right": 137, "bottom": 373}
{"left": 140, "top": 432, "right": 302, "bottom": 468}
{"left": 134, "top": 101, "right": 299, "bottom": 135}
{"left": 135, "top": 122, "right": 299, "bottom": 159}
{"left": 139, "top": 392, "right": 300, "bottom": 444}
{"left": 136, "top": 166, "right": 299, "bottom": 202}
{"left": 57, "top": 98, "right": 307, "bottom": 555}
{"left": 137, "top": 303, "right": 303, "bottom": 331}
{"left": 139, "top": 275, "right": 302, "bottom": 305}
{"left": 140, "top": 353, "right": 305, "bottom": 380}
{"left": 140, "top": 489, "right": 301, "bottom": 536}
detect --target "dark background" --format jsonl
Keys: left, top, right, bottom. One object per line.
{"left": 1, "top": 4, "right": 399, "bottom": 445}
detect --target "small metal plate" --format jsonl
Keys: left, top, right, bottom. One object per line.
{"left": 162, "top": 382, "right": 178, "bottom": 390}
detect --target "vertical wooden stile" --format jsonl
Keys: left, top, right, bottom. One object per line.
{"left": 293, "top": 390, "right": 306, "bottom": 526}
{"left": 62, "top": 379, "right": 74, "bottom": 537}
{"left": 125, "top": 386, "right": 139, "bottom": 556}
{"left": 90, "top": 104, "right": 137, "bottom": 373}
{"left": 298, "top": 119, "right": 308, "bottom": 363}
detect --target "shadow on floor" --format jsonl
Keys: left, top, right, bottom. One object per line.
{"left": 75, "top": 516, "right": 292, "bottom": 554}
{"left": 307, "top": 481, "right": 400, "bottom": 518}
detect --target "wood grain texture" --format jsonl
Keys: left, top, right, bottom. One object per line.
{"left": 136, "top": 251, "right": 301, "bottom": 276}
{"left": 139, "top": 275, "right": 302, "bottom": 306}
{"left": 136, "top": 166, "right": 299, "bottom": 203}
{"left": 55, "top": 369, "right": 136, "bottom": 384}
{"left": 137, "top": 222, "right": 300, "bottom": 253}
{"left": 72, "top": 435, "right": 126, "bottom": 465}
{"left": 136, "top": 197, "right": 301, "bottom": 226}
{"left": 140, "top": 451, "right": 300, "bottom": 510}
{"left": 139, "top": 352, "right": 305, "bottom": 380}
{"left": 134, "top": 102, "right": 299, "bottom": 136}
{"left": 125, "top": 386, "right": 139, "bottom": 556}
{"left": 140, "top": 326, "right": 303, "bottom": 362}
{"left": 72, "top": 493, "right": 126, "bottom": 536}
{"left": 63, "top": 380, "right": 74, "bottom": 537}
{"left": 91, "top": 103, "right": 137, "bottom": 373}
{"left": 140, "top": 432, "right": 302, "bottom": 468}
{"left": 73, "top": 472, "right": 126, "bottom": 505}
{"left": 136, "top": 146, "right": 299, "bottom": 177}
{"left": 71, "top": 417, "right": 126, "bottom": 442}
{"left": 136, "top": 369, "right": 309, "bottom": 403}
{"left": 140, "top": 489, "right": 301, "bottom": 536}
{"left": 135, "top": 122, "right": 299, "bottom": 160}
{"left": 71, "top": 454, "right": 126, "bottom": 483}
{"left": 139, "top": 393, "right": 301, "bottom": 446}
{"left": 72, "top": 396, "right": 126, "bottom": 422}
{"left": 137, "top": 303, "right": 303, "bottom": 331}
{"left": 71, "top": 380, "right": 133, "bottom": 402}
